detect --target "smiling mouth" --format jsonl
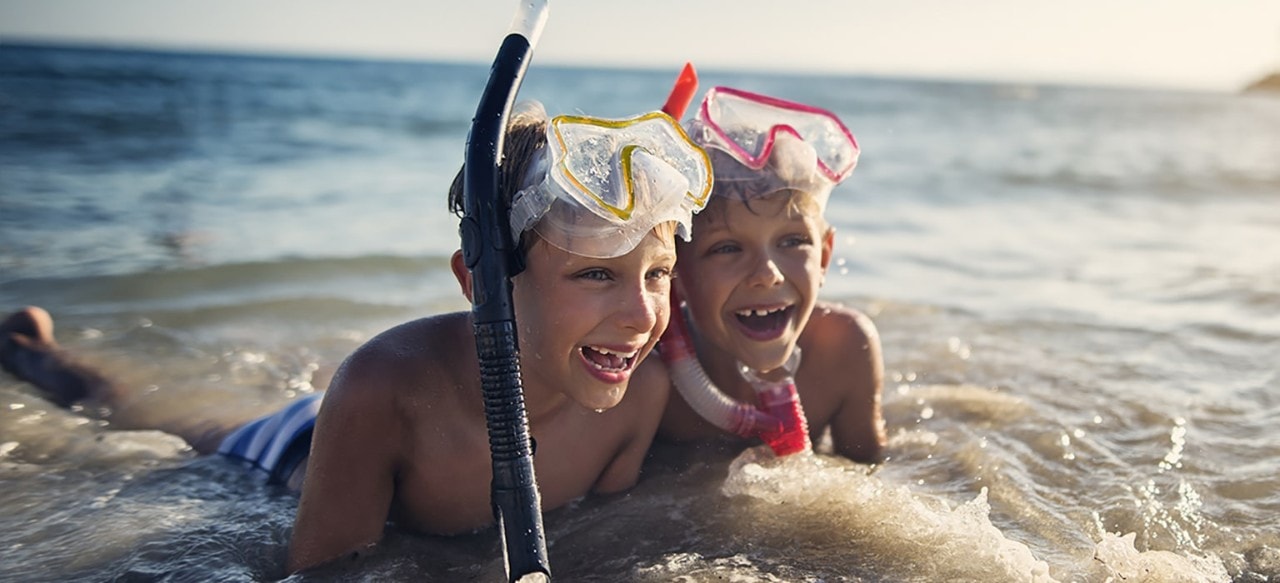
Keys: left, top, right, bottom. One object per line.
{"left": 734, "top": 305, "right": 794, "bottom": 338}
{"left": 580, "top": 346, "right": 640, "bottom": 373}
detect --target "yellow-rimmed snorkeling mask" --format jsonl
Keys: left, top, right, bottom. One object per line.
{"left": 509, "top": 104, "right": 713, "bottom": 258}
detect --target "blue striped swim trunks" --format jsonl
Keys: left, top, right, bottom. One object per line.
{"left": 217, "top": 392, "right": 323, "bottom": 485}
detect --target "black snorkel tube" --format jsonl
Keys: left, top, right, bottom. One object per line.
{"left": 460, "top": 1, "right": 552, "bottom": 581}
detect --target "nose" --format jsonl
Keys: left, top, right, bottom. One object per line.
{"left": 616, "top": 282, "right": 662, "bottom": 333}
{"left": 747, "top": 254, "right": 785, "bottom": 288}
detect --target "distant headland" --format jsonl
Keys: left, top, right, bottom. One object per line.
{"left": 1244, "top": 72, "right": 1280, "bottom": 94}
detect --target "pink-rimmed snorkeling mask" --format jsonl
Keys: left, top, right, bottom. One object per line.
{"left": 686, "top": 86, "right": 859, "bottom": 210}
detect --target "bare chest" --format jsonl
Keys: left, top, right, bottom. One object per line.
{"left": 388, "top": 412, "right": 631, "bottom": 534}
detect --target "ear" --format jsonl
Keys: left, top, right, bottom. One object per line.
{"left": 819, "top": 226, "right": 836, "bottom": 275}
{"left": 450, "top": 249, "right": 475, "bottom": 303}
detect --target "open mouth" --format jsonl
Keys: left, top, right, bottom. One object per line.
{"left": 734, "top": 305, "right": 794, "bottom": 340}
{"left": 580, "top": 345, "right": 639, "bottom": 374}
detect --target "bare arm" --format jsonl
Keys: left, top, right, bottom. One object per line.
{"left": 812, "top": 304, "right": 886, "bottom": 463}
{"left": 286, "top": 350, "right": 402, "bottom": 574}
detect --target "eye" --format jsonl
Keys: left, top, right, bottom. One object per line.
{"left": 706, "top": 241, "right": 741, "bottom": 255}
{"left": 780, "top": 234, "right": 813, "bottom": 249}
{"left": 576, "top": 268, "right": 613, "bottom": 282}
{"left": 646, "top": 266, "right": 673, "bottom": 281}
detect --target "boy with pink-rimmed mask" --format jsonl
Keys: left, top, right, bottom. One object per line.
{"left": 658, "top": 86, "right": 886, "bottom": 462}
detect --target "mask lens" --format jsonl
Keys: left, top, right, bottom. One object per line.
{"left": 700, "top": 87, "right": 858, "bottom": 183}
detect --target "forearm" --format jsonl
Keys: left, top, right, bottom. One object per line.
{"left": 286, "top": 456, "right": 394, "bottom": 574}
{"left": 821, "top": 304, "right": 887, "bottom": 463}
{"left": 286, "top": 519, "right": 383, "bottom": 575}
{"left": 286, "top": 361, "right": 401, "bottom": 575}
{"left": 830, "top": 357, "right": 886, "bottom": 463}
{"left": 831, "top": 411, "right": 886, "bottom": 463}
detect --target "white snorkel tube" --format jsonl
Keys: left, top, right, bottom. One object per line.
{"left": 660, "top": 287, "right": 785, "bottom": 438}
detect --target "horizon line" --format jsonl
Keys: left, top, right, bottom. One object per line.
{"left": 0, "top": 36, "right": 1254, "bottom": 95}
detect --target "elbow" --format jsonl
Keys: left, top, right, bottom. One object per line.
{"left": 285, "top": 549, "right": 315, "bottom": 577}
{"left": 833, "top": 420, "right": 888, "bottom": 465}
{"left": 835, "top": 435, "right": 885, "bottom": 465}
{"left": 286, "top": 540, "right": 377, "bottom": 577}
{"left": 844, "top": 440, "right": 886, "bottom": 465}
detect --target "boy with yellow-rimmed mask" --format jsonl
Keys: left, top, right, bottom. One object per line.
{"left": 1, "top": 102, "right": 712, "bottom": 574}
{"left": 288, "top": 103, "right": 713, "bottom": 572}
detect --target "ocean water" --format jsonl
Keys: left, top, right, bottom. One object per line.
{"left": 1, "top": 43, "right": 1278, "bottom": 582}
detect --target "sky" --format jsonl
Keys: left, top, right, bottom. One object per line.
{"left": 2, "top": 0, "right": 1279, "bottom": 91}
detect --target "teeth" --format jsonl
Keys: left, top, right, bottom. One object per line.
{"left": 589, "top": 346, "right": 639, "bottom": 359}
{"left": 736, "top": 307, "right": 786, "bottom": 317}
{"left": 583, "top": 345, "right": 638, "bottom": 373}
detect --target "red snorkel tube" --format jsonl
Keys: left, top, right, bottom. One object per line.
{"left": 658, "top": 63, "right": 811, "bottom": 457}
{"left": 461, "top": 1, "right": 552, "bottom": 580}
{"left": 661, "top": 63, "right": 699, "bottom": 120}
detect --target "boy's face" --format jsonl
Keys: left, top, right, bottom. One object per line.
{"left": 676, "top": 191, "right": 834, "bottom": 374}
{"left": 512, "top": 231, "right": 677, "bottom": 411}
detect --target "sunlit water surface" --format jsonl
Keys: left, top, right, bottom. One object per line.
{"left": 1, "top": 44, "right": 1278, "bottom": 582}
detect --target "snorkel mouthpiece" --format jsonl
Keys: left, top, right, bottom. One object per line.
{"left": 738, "top": 349, "right": 812, "bottom": 456}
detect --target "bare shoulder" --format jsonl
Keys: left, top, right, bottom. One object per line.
{"left": 798, "top": 301, "right": 882, "bottom": 391}
{"left": 618, "top": 356, "right": 672, "bottom": 425}
{"left": 289, "top": 313, "right": 476, "bottom": 573}
{"left": 629, "top": 355, "right": 672, "bottom": 404}
{"left": 592, "top": 354, "right": 670, "bottom": 439}
{"left": 586, "top": 354, "right": 671, "bottom": 494}
{"left": 802, "top": 301, "right": 881, "bottom": 352}
{"left": 327, "top": 312, "right": 473, "bottom": 402}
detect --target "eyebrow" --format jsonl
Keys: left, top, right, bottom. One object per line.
{"left": 693, "top": 223, "right": 730, "bottom": 237}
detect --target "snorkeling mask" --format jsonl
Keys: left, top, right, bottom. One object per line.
{"left": 510, "top": 103, "right": 713, "bottom": 258}
{"left": 686, "top": 86, "right": 859, "bottom": 211}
